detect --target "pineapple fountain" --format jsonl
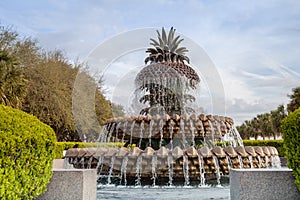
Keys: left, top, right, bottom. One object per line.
{"left": 65, "top": 27, "right": 280, "bottom": 186}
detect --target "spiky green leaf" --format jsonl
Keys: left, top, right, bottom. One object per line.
{"left": 161, "top": 27, "right": 167, "bottom": 44}
{"left": 156, "top": 30, "right": 161, "bottom": 38}
{"left": 158, "top": 37, "right": 164, "bottom": 47}
{"left": 175, "top": 47, "right": 188, "bottom": 54}
{"left": 150, "top": 38, "right": 160, "bottom": 47}
{"left": 167, "top": 27, "right": 175, "bottom": 46}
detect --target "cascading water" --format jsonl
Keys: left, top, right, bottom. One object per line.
{"left": 148, "top": 119, "right": 154, "bottom": 147}
{"left": 120, "top": 156, "right": 128, "bottom": 186}
{"left": 272, "top": 155, "right": 281, "bottom": 168}
{"left": 159, "top": 119, "right": 164, "bottom": 149}
{"left": 249, "top": 156, "right": 253, "bottom": 168}
{"left": 226, "top": 155, "right": 232, "bottom": 168}
{"left": 258, "top": 156, "right": 262, "bottom": 168}
{"left": 138, "top": 121, "right": 144, "bottom": 148}
{"left": 80, "top": 157, "right": 85, "bottom": 169}
{"left": 207, "top": 120, "right": 215, "bottom": 145}
{"left": 238, "top": 155, "right": 244, "bottom": 169}
{"left": 114, "top": 122, "right": 121, "bottom": 144}
{"left": 120, "top": 121, "right": 127, "bottom": 146}
{"left": 232, "top": 126, "right": 244, "bottom": 147}
{"left": 106, "top": 123, "right": 115, "bottom": 143}
{"left": 198, "top": 154, "right": 206, "bottom": 186}
{"left": 180, "top": 120, "right": 187, "bottom": 149}
{"left": 169, "top": 119, "right": 174, "bottom": 150}
{"left": 66, "top": 144, "right": 281, "bottom": 187}
{"left": 135, "top": 155, "right": 142, "bottom": 186}
{"left": 167, "top": 152, "right": 173, "bottom": 186}
{"left": 183, "top": 155, "right": 189, "bottom": 186}
{"left": 151, "top": 154, "right": 157, "bottom": 186}
{"left": 265, "top": 156, "right": 269, "bottom": 166}
{"left": 189, "top": 119, "right": 195, "bottom": 146}
{"left": 212, "top": 156, "right": 221, "bottom": 186}
{"left": 130, "top": 121, "right": 135, "bottom": 146}
{"left": 96, "top": 156, "right": 103, "bottom": 172}
{"left": 107, "top": 156, "right": 115, "bottom": 185}
{"left": 88, "top": 157, "right": 93, "bottom": 169}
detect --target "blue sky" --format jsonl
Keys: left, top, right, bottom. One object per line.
{"left": 1, "top": 0, "right": 300, "bottom": 125}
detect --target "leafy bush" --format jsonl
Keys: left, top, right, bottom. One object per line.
{"left": 281, "top": 107, "right": 300, "bottom": 191}
{"left": 0, "top": 105, "right": 56, "bottom": 199}
{"left": 54, "top": 142, "right": 123, "bottom": 159}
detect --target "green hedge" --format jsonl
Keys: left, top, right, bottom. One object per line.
{"left": 0, "top": 105, "right": 56, "bottom": 199}
{"left": 281, "top": 107, "right": 300, "bottom": 191}
{"left": 54, "top": 142, "right": 123, "bottom": 159}
{"left": 243, "top": 140, "right": 284, "bottom": 157}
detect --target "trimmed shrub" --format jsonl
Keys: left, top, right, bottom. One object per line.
{"left": 0, "top": 105, "right": 56, "bottom": 199}
{"left": 54, "top": 142, "right": 80, "bottom": 159}
{"left": 281, "top": 107, "right": 300, "bottom": 191}
{"left": 54, "top": 142, "right": 123, "bottom": 159}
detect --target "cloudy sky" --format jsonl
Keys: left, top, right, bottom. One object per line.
{"left": 1, "top": 0, "right": 300, "bottom": 125}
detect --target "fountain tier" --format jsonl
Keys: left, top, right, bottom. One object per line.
{"left": 103, "top": 113, "right": 241, "bottom": 150}
{"left": 65, "top": 145, "right": 280, "bottom": 186}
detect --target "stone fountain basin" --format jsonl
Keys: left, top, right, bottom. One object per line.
{"left": 64, "top": 145, "right": 280, "bottom": 185}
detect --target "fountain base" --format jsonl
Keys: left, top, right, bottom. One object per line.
{"left": 230, "top": 168, "right": 300, "bottom": 200}
{"left": 37, "top": 169, "right": 97, "bottom": 200}
{"left": 65, "top": 145, "right": 280, "bottom": 186}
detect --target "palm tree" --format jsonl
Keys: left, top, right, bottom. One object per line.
{"left": 236, "top": 123, "right": 250, "bottom": 140}
{"left": 287, "top": 87, "right": 300, "bottom": 113}
{"left": 135, "top": 27, "right": 200, "bottom": 116}
{"left": 257, "top": 113, "right": 272, "bottom": 140}
{"left": 0, "top": 50, "right": 27, "bottom": 109}
{"left": 251, "top": 117, "right": 260, "bottom": 140}
{"left": 270, "top": 104, "right": 286, "bottom": 139}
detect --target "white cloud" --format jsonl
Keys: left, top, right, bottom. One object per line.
{"left": 1, "top": 0, "right": 300, "bottom": 125}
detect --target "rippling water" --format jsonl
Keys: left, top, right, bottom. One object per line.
{"left": 97, "top": 184, "right": 230, "bottom": 200}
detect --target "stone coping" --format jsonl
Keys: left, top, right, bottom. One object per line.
{"left": 37, "top": 168, "right": 97, "bottom": 200}
{"left": 230, "top": 167, "right": 300, "bottom": 200}
{"left": 231, "top": 167, "right": 291, "bottom": 172}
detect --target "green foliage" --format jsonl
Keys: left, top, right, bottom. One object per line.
{"left": 0, "top": 104, "right": 56, "bottom": 199}
{"left": 22, "top": 51, "right": 81, "bottom": 141}
{"left": 72, "top": 69, "right": 113, "bottom": 141}
{"left": 281, "top": 108, "right": 300, "bottom": 191}
{"left": 287, "top": 87, "right": 300, "bottom": 113}
{"left": 237, "top": 104, "right": 287, "bottom": 140}
{"left": 0, "top": 24, "right": 114, "bottom": 142}
{"left": 112, "top": 103, "right": 125, "bottom": 117}
{"left": 0, "top": 27, "right": 28, "bottom": 109}
{"left": 54, "top": 142, "right": 123, "bottom": 159}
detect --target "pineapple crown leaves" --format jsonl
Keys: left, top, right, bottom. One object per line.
{"left": 145, "top": 27, "right": 190, "bottom": 64}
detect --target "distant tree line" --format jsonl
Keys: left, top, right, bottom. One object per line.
{"left": 0, "top": 25, "right": 124, "bottom": 142}
{"left": 237, "top": 87, "right": 300, "bottom": 140}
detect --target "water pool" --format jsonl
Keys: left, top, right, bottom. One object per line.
{"left": 97, "top": 184, "right": 230, "bottom": 200}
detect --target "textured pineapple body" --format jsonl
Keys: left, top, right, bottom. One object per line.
{"left": 135, "top": 62, "right": 199, "bottom": 116}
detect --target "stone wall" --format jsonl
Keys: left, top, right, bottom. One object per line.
{"left": 37, "top": 169, "right": 97, "bottom": 200}
{"left": 230, "top": 168, "right": 300, "bottom": 200}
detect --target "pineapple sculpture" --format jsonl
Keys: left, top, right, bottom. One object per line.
{"left": 135, "top": 27, "right": 200, "bottom": 116}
